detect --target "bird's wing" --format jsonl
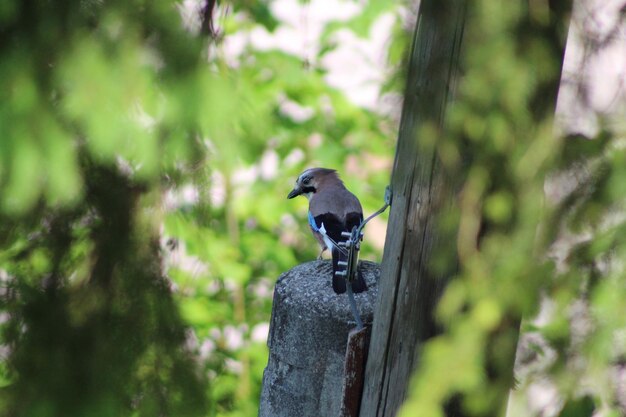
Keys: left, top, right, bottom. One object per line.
{"left": 310, "top": 188, "right": 363, "bottom": 243}
{"left": 310, "top": 212, "right": 344, "bottom": 243}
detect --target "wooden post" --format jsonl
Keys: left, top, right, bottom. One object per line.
{"left": 360, "top": 0, "right": 571, "bottom": 416}
{"left": 359, "top": 1, "right": 467, "bottom": 416}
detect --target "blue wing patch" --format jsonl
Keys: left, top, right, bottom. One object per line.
{"left": 308, "top": 211, "right": 320, "bottom": 232}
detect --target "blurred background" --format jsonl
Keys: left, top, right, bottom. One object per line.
{"left": 0, "top": 0, "right": 402, "bottom": 416}
{"left": 1, "top": 0, "right": 626, "bottom": 417}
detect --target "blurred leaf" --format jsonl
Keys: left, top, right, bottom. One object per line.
{"left": 3, "top": 138, "right": 42, "bottom": 214}
{"left": 557, "top": 396, "right": 595, "bottom": 417}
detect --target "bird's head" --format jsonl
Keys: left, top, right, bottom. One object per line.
{"left": 287, "top": 168, "right": 339, "bottom": 200}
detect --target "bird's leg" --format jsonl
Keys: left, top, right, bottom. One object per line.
{"left": 317, "top": 247, "right": 327, "bottom": 260}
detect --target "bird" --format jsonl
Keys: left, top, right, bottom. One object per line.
{"left": 287, "top": 168, "right": 367, "bottom": 294}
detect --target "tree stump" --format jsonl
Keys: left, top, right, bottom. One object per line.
{"left": 259, "top": 260, "right": 380, "bottom": 417}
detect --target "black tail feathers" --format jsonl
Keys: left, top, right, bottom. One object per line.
{"left": 331, "top": 246, "right": 367, "bottom": 294}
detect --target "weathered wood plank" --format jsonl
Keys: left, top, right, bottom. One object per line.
{"left": 341, "top": 327, "right": 371, "bottom": 417}
{"left": 359, "top": 1, "right": 467, "bottom": 416}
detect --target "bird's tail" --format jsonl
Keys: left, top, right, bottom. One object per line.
{"left": 331, "top": 246, "right": 367, "bottom": 294}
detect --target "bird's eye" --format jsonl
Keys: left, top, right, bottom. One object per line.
{"left": 302, "top": 176, "right": 311, "bottom": 185}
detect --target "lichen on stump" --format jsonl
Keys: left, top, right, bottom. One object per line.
{"left": 259, "top": 260, "right": 380, "bottom": 417}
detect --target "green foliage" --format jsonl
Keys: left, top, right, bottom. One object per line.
{"left": 4, "top": 0, "right": 623, "bottom": 416}
{"left": 0, "top": 0, "right": 395, "bottom": 416}
{"left": 558, "top": 396, "right": 595, "bottom": 417}
{"left": 399, "top": 1, "right": 626, "bottom": 417}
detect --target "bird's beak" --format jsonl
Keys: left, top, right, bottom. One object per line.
{"left": 287, "top": 188, "right": 301, "bottom": 199}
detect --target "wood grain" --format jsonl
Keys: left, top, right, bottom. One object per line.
{"left": 359, "top": 1, "right": 467, "bottom": 416}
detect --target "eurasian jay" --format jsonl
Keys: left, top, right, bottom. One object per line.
{"left": 288, "top": 168, "right": 368, "bottom": 294}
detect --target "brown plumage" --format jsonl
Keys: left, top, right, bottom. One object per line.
{"left": 288, "top": 168, "right": 367, "bottom": 294}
